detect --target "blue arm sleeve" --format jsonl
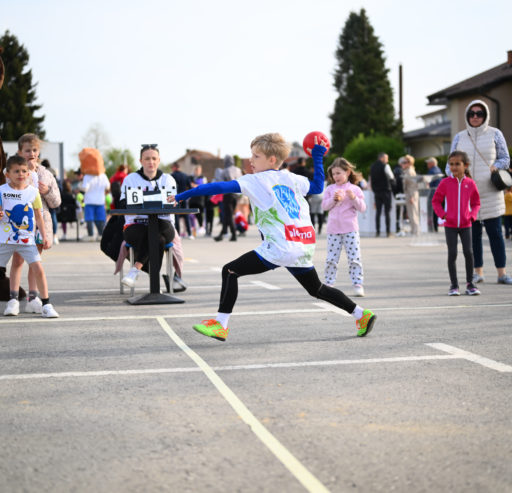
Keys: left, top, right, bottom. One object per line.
{"left": 175, "top": 180, "right": 241, "bottom": 202}
{"left": 308, "top": 145, "right": 326, "bottom": 194}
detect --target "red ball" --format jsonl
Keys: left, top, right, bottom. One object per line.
{"left": 302, "top": 131, "right": 331, "bottom": 157}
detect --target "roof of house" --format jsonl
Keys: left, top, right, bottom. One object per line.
{"left": 402, "top": 121, "right": 451, "bottom": 141}
{"left": 428, "top": 58, "right": 512, "bottom": 105}
{"left": 174, "top": 149, "right": 218, "bottom": 163}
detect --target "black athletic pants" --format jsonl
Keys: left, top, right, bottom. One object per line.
{"left": 123, "top": 220, "right": 175, "bottom": 271}
{"left": 444, "top": 226, "right": 473, "bottom": 287}
{"left": 218, "top": 250, "right": 356, "bottom": 315}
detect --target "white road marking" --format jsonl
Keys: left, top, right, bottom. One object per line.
{"left": 313, "top": 302, "right": 351, "bottom": 317}
{"left": 155, "top": 317, "right": 330, "bottom": 493}
{"left": 0, "top": 307, "right": 332, "bottom": 324}
{"left": 250, "top": 280, "right": 282, "bottom": 290}
{"left": 0, "top": 354, "right": 460, "bottom": 381}
{"left": 426, "top": 343, "right": 512, "bottom": 373}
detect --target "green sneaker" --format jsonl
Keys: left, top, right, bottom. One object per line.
{"left": 192, "top": 319, "right": 229, "bottom": 341}
{"left": 356, "top": 309, "right": 376, "bottom": 337}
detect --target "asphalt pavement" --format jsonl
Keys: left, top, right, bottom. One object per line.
{"left": 0, "top": 224, "right": 511, "bottom": 493}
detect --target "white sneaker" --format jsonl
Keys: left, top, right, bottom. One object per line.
{"left": 41, "top": 303, "right": 59, "bottom": 318}
{"left": 4, "top": 299, "right": 20, "bottom": 316}
{"left": 122, "top": 266, "right": 140, "bottom": 288}
{"left": 25, "top": 297, "right": 43, "bottom": 313}
{"left": 53, "top": 236, "right": 59, "bottom": 245}
{"left": 353, "top": 284, "right": 365, "bottom": 297}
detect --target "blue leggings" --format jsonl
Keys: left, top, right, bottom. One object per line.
{"left": 472, "top": 217, "right": 506, "bottom": 269}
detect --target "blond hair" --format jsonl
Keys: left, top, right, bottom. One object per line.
{"left": 17, "top": 133, "right": 41, "bottom": 150}
{"left": 250, "top": 133, "right": 291, "bottom": 165}
{"left": 327, "top": 157, "right": 358, "bottom": 185}
{"left": 402, "top": 154, "right": 415, "bottom": 166}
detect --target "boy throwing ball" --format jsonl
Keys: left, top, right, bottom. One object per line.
{"left": 173, "top": 133, "right": 375, "bottom": 341}
{"left": 176, "top": 133, "right": 376, "bottom": 341}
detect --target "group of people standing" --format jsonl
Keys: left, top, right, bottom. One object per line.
{"left": 369, "top": 99, "right": 511, "bottom": 293}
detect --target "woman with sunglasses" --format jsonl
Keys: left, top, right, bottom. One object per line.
{"left": 448, "top": 99, "right": 511, "bottom": 284}
{"left": 120, "top": 144, "right": 177, "bottom": 288}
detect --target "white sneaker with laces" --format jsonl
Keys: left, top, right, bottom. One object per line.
{"left": 353, "top": 284, "right": 365, "bottom": 297}
{"left": 122, "top": 266, "right": 140, "bottom": 288}
{"left": 25, "top": 297, "right": 43, "bottom": 313}
{"left": 41, "top": 304, "right": 59, "bottom": 318}
{"left": 4, "top": 299, "right": 20, "bottom": 316}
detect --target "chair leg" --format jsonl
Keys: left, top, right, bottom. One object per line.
{"left": 166, "top": 247, "right": 174, "bottom": 294}
{"left": 129, "top": 248, "right": 135, "bottom": 296}
{"left": 120, "top": 261, "right": 125, "bottom": 295}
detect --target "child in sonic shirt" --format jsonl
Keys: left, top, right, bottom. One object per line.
{"left": 173, "top": 132, "right": 376, "bottom": 341}
{"left": 9, "top": 133, "right": 61, "bottom": 314}
{"left": 0, "top": 156, "right": 59, "bottom": 317}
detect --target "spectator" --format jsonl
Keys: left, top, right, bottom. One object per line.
{"left": 426, "top": 157, "right": 443, "bottom": 232}
{"left": 214, "top": 155, "right": 242, "bottom": 242}
{"left": 448, "top": 99, "right": 512, "bottom": 284}
{"left": 369, "top": 152, "right": 394, "bottom": 237}
{"left": 392, "top": 158, "right": 405, "bottom": 235}
{"left": 400, "top": 154, "right": 419, "bottom": 236}
{"left": 171, "top": 162, "right": 193, "bottom": 239}
{"left": 57, "top": 180, "right": 78, "bottom": 241}
{"left": 110, "top": 164, "right": 129, "bottom": 186}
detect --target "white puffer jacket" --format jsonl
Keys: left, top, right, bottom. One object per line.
{"left": 452, "top": 100, "right": 505, "bottom": 220}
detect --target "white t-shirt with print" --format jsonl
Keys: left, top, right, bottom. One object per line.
{"left": 82, "top": 174, "right": 110, "bottom": 205}
{"left": 0, "top": 183, "right": 41, "bottom": 245}
{"left": 237, "top": 169, "right": 315, "bottom": 267}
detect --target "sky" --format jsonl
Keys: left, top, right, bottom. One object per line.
{"left": 1, "top": 0, "right": 510, "bottom": 168}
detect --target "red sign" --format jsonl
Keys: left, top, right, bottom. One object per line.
{"left": 284, "top": 225, "right": 316, "bottom": 244}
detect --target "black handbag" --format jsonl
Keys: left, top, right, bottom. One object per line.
{"left": 490, "top": 169, "right": 512, "bottom": 191}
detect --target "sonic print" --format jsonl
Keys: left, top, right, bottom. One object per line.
{"left": 5, "top": 203, "right": 34, "bottom": 243}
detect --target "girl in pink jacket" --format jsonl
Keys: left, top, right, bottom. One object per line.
{"left": 322, "top": 158, "right": 367, "bottom": 296}
{"left": 432, "top": 151, "right": 481, "bottom": 296}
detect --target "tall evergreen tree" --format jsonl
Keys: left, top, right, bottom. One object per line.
{"left": 0, "top": 31, "right": 45, "bottom": 140}
{"left": 330, "top": 9, "right": 398, "bottom": 154}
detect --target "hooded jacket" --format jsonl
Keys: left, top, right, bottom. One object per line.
{"left": 432, "top": 175, "right": 480, "bottom": 229}
{"left": 449, "top": 99, "right": 510, "bottom": 220}
{"left": 221, "top": 155, "right": 242, "bottom": 182}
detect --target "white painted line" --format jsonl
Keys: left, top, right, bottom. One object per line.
{"left": 313, "top": 302, "right": 351, "bottom": 317}
{"left": 0, "top": 307, "right": 332, "bottom": 325}
{"left": 0, "top": 367, "right": 200, "bottom": 380}
{"left": 0, "top": 354, "right": 459, "bottom": 381}
{"left": 156, "top": 317, "right": 330, "bottom": 493}
{"left": 250, "top": 280, "right": 282, "bottom": 290}
{"left": 427, "top": 343, "right": 512, "bottom": 373}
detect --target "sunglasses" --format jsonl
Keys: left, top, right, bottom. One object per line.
{"left": 141, "top": 143, "right": 158, "bottom": 150}
{"left": 468, "top": 110, "right": 485, "bottom": 118}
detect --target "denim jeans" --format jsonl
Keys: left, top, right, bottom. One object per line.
{"left": 472, "top": 217, "right": 506, "bottom": 269}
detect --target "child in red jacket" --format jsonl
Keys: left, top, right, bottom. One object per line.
{"left": 433, "top": 151, "right": 480, "bottom": 296}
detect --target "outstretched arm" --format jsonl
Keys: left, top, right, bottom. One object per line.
{"left": 308, "top": 144, "right": 327, "bottom": 194}
{"left": 175, "top": 180, "right": 241, "bottom": 202}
